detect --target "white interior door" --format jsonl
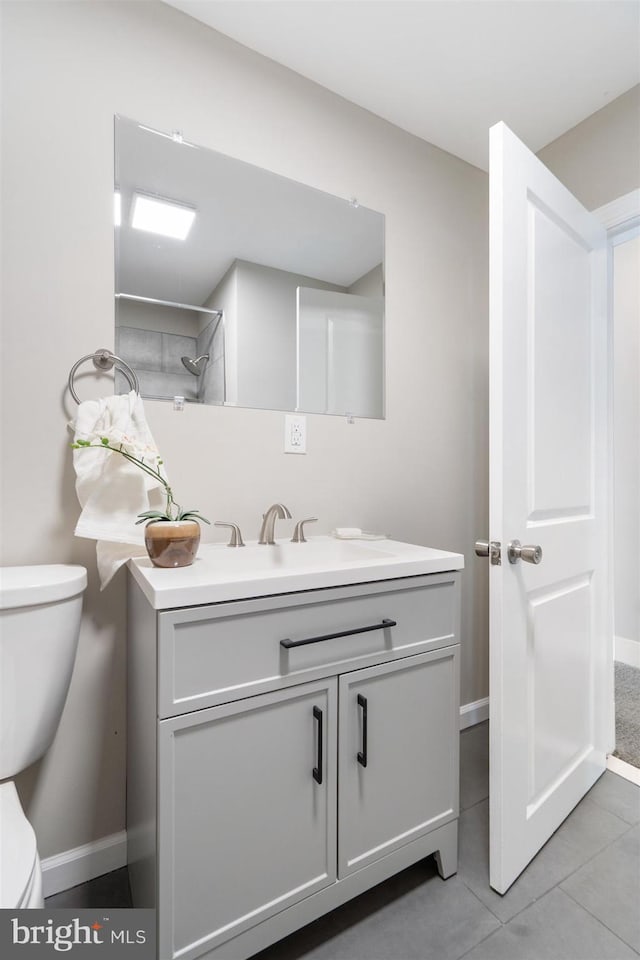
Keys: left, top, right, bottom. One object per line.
{"left": 488, "top": 122, "right": 612, "bottom": 894}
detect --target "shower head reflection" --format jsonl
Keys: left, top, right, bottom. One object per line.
{"left": 181, "top": 354, "right": 209, "bottom": 376}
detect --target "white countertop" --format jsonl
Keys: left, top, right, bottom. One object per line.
{"left": 128, "top": 536, "right": 464, "bottom": 610}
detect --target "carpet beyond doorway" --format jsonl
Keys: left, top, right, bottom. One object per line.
{"left": 613, "top": 661, "right": 640, "bottom": 769}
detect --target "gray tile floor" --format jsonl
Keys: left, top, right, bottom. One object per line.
{"left": 45, "top": 865, "right": 132, "bottom": 909}
{"left": 46, "top": 722, "right": 640, "bottom": 959}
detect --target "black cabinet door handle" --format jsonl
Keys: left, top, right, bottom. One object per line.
{"left": 281, "top": 619, "right": 396, "bottom": 650}
{"left": 357, "top": 694, "right": 368, "bottom": 768}
{"left": 312, "top": 706, "right": 323, "bottom": 784}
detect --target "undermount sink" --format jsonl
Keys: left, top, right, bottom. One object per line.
{"left": 129, "top": 535, "right": 464, "bottom": 609}
{"left": 204, "top": 537, "right": 395, "bottom": 571}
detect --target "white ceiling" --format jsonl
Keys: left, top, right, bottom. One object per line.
{"left": 163, "top": 0, "right": 640, "bottom": 171}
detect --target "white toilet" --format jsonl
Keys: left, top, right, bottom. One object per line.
{"left": 0, "top": 564, "right": 87, "bottom": 908}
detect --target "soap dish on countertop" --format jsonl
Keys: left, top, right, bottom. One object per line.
{"left": 332, "top": 528, "right": 388, "bottom": 541}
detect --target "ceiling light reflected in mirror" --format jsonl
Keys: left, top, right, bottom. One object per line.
{"left": 130, "top": 193, "right": 196, "bottom": 240}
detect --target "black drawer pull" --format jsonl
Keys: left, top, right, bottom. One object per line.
{"left": 281, "top": 618, "right": 396, "bottom": 650}
{"left": 313, "top": 706, "right": 323, "bottom": 784}
{"left": 357, "top": 694, "right": 368, "bottom": 768}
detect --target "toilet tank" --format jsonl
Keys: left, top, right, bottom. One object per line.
{"left": 0, "top": 565, "right": 87, "bottom": 780}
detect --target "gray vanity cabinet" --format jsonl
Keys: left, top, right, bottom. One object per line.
{"left": 157, "top": 679, "right": 338, "bottom": 958}
{"left": 338, "top": 649, "right": 459, "bottom": 879}
{"left": 127, "top": 570, "right": 461, "bottom": 960}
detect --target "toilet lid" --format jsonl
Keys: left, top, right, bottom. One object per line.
{"left": 0, "top": 564, "right": 87, "bottom": 609}
{"left": 0, "top": 782, "right": 39, "bottom": 908}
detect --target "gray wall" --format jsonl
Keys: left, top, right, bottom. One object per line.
{"left": 538, "top": 85, "right": 640, "bottom": 210}
{"left": 349, "top": 264, "right": 385, "bottom": 298}
{"left": 1, "top": 0, "right": 489, "bottom": 859}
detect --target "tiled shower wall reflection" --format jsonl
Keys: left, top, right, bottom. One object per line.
{"left": 116, "top": 326, "right": 199, "bottom": 401}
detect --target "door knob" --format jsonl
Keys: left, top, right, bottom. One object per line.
{"left": 475, "top": 540, "right": 501, "bottom": 565}
{"left": 507, "top": 540, "right": 542, "bottom": 565}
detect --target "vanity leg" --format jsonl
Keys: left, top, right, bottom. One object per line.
{"left": 433, "top": 821, "right": 458, "bottom": 879}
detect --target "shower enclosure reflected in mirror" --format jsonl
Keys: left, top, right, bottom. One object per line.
{"left": 114, "top": 116, "right": 385, "bottom": 417}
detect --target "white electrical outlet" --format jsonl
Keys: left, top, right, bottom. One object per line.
{"left": 284, "top": 414, "right": 307, "bottom": 454}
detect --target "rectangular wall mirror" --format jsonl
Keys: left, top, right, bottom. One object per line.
{"left": 114, "top": 116, "right": 385, "bottom": 418}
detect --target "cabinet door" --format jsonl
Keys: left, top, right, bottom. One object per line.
{"left": 338, "top": 647, "right": 459, "bottom": 878}
{"left": 158, "top": 679, "right": 337, "bottom": 960}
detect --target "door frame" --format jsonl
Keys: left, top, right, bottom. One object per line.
{"left": 594, "top": 188, "right": 640, "bottom": 234}
{"left": 595, "top": 188, "right": 640, "bottom": 784}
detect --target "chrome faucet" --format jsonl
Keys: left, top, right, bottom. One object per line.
{"left": 258, "top": 503, "right": 292, "bottom": 544}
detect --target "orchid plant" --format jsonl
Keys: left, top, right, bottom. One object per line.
{"left": 71, "top": 435, "right": 210, "bottom": 526}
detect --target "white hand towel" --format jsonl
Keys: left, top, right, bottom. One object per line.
{"left": 70, "top": 390, "right": 166, "bottom": 589}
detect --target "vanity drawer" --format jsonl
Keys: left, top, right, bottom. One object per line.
{"left": 157, "top": 573, "right": 460, "bottom": 718}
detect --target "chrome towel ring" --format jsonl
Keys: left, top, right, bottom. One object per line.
{"left": 68, "top": 348, "right": 140, "bottom": 405}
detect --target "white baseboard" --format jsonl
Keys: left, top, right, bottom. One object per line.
{"left": 606, "top": 754, "right": 640, "bottom": 786}
{"left": 460, "top": 697, "right": 489, "bottom": 730}
{"left": 41, "top": 830, "right": 127, "bottom": 898}
{"left": 615, "top": 635, "right": 640, "bottom": 669}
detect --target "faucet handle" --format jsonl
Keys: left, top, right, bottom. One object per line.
{"left": 291, "top": 517, "right": 318, "bottom": 543}
{"left": 215, "top": 522, "right": 245, "bottom": 547}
